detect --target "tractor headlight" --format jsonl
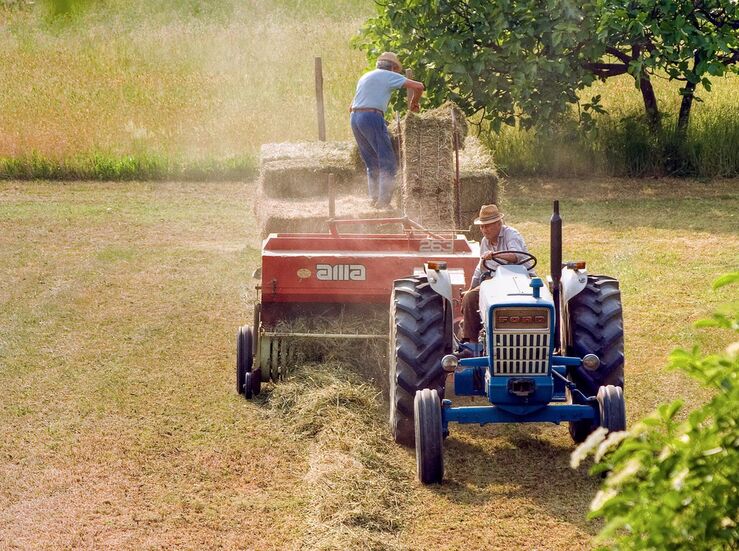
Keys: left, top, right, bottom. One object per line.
{"left": 441, "top": 354, "right": 458, "bottom": 373}
{"left": 583, "top": 354, "right": 600, "bottom": 371}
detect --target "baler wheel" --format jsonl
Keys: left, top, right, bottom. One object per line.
{"left": 389, "top": 276, "right": 447, "bottom": 447}
{"left": 414, "top": 388, "right": 444, "bottom": 484}
{"left": 597, "top": 385, "right": 626, "bottom": 433}
{"left": 236, "top": 325, "right": 253, "bottom": 395}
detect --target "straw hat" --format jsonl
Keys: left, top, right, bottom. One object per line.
{"left": 377, "top": 51, "right": 402, "bottom": 71}
{"left": 473, "top": 204, "right": 504, "bottom": 225}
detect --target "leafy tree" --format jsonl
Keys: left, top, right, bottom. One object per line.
{"left": 571, "top": 272, "right": 739, "bottom": 549}
{"left": 357, "top": 1, "right": 739, "bottom": 134}
{"left": 597, "top": 1, "right": 739, "bottom": 135}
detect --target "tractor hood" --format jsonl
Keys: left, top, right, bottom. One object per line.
{"left": 479, "top": 265, "right": 554, "bottom": 326}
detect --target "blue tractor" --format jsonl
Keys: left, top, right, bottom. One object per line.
{"left": 388, "top": 202, "right": 625, "bottom": 484}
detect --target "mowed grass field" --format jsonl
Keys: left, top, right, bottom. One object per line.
{"left": 1, "top": 178, "right": 737, "bottom": 549}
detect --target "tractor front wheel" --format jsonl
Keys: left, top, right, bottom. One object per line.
{"left": 597, "top": 385, "right": 626, "bottom": 433}
{"left": 414, "top": 389, "right": 444, "bottom": 484}
{"left": 389, "top": 276, "right": 448, "bottom": 447}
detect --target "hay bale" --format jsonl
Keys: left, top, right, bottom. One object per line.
{"left": 400, "top": 102, "right": 468, "bottom": 230}
{"left": 254, "top": 185, "right": 400, "bottom": 239}
{"left": 260, "top": 141, "right": 363, "bottom": 171}
{"left": 458, "top": 136, "right": 500, "bottom": 232}
{"left": 258, "top": 141, "right": 365, "bottom": 198}
{"left": 260, "top": 158, "right": 361, "bottom": 199}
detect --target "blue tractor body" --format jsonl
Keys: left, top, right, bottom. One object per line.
{"left": 442, "top": 264, "right": 597, "bottom": 432}
{"left": 395, "top": 202, "right": 626, "bottom": 484}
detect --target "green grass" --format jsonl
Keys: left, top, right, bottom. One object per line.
{"left": 0, "top": 178, "right": 736, "bottom": 548}
{"left": 2, "top": 0, "right": 738, "bottom": 179}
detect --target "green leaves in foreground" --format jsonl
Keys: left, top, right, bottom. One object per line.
{"left": 572, "top": 272, "right": 739, "bottom": 550}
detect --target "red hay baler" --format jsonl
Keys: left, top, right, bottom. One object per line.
{"left": 236, "top": 216, "right": 480, "bottom": 398}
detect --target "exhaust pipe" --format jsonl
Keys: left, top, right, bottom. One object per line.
{"left": 550, "top": 201, "right": 562, "bottom": 348}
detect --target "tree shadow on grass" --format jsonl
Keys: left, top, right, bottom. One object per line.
{"left": 430, "top": 424, "right": 601, "bottom": 535}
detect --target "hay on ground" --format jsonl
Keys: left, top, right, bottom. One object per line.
{"left": 254, "top": 185, "right": 402, "bottom": 239}
{"left": 400, "top": 102, "right": 468, "bottom": 230}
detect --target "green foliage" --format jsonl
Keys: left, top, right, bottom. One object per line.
{"left": 572, "top": 273, "right": 739, "bottom": 550}
{"left": 357, "top": 1, "right": 739, "bottom": 133}
{"left": 0, "top": 152, "right": 257, "bottom": 181}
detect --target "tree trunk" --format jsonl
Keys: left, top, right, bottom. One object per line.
{"left": 639, "top": 75, "right": 661, "bottom": 131}
{"left": 677, "top": 81, "right": 696, "bottom": 139}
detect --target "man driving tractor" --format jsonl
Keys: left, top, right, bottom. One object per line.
{"left": 461, "top": 204, "right": 532, "bottom": 345}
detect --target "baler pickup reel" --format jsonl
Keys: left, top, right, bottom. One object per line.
{"left": 237, "top": 215, "right": 480, "bottom": 398}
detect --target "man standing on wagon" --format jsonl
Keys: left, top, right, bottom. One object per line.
{"left": 350, "top": 52, "right": 425, "bottom": 209}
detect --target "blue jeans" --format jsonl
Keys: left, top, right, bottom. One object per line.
{"left": 350, "top": 111, "right": 397, "bottom": 204}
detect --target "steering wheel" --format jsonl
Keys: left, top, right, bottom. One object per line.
{"left": 479, "top": 250, "right": 538, "bottom": 282}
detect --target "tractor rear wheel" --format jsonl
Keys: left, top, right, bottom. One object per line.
{"left": 415, "top": 388, "right": 444, "bottom": 484}
{"left": 566, "top": 275, "right": 624, "bottom": 442}
{"left": 236, "top": 325, "right": 253, "bottom": 395}
{"left": 597, "top": 385, "right": 626, "bottom": 432}
{"left": 389, "top": 276, "right": 447, "bottom": 447}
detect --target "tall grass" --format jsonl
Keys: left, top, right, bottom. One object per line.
{"left": 0, "top": 0, "right": 372, "bottom": 179}
{"left": 486, "top": 74, "right": 739, "bottom": 178}
{"left": 1, "top": 0, "right": 737, "bottom": 179}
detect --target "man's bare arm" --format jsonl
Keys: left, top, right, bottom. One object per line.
{"left": 403, "top": 79, "right": 424, "bottom": 111}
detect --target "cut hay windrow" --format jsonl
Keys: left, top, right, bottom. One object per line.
{"left": 400, "top": 102, "right": 468, "bottom": 230}
{"left": 265, "top": 362, "right": 412, "bottom": 549}
{"left": 270, "top": 314, "right": 389, "bottom": 389}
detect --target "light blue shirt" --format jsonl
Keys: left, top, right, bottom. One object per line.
{"left": 351, "top": 69, "right": 407, "bottom": 113}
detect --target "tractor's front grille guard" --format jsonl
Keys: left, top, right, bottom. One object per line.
{"left": 487, "top": 305, "right": 555, "bottom": 376}
{"left": 491, "top": 331, "right": 551, "bottom": 375}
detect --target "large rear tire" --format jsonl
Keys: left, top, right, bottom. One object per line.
{"left": 415, "top": 389, "right": 444, "bottom": 484}
{"left": 389, "top": 276, "right": 447, "bottom": 447}
{"left": 567, "top": 275, "right": 624, "bottom": 393}
{"left": 566, "top": 275, "right": 624, "bottom": 443}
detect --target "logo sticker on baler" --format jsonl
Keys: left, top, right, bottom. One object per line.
{"left": 296, "top": 268, "right": 312, "bottom": 279}
{"left": 316, "top": 264, "right": 366, "bottom": 281}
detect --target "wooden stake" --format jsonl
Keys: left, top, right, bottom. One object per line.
{"left": 451, "top": 108, "right": 462, "bottom": 230}
{"left": 328, "top": 173, "right": 335, "bottom": 218}
{"left": 315, "top": 57, "right": 326, "bottom": 141}
{"left": 405, "top": 68, "right": 414, "bottom": 110}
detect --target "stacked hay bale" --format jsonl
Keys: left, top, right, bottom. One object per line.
{"left": 458, "top": 135, "right": 500, "bottom": 235}
{"left": 399, "top": 102, "right": 500, "bottom": 235}
{"left": 400, "top": 102, "right": 467, "bottom": 230}
{"left": 255, "top": 141, "right": 375, "bottom": 238}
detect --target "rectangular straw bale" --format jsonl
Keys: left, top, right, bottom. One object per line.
{"left": 400, "top": 102, "right": 467, "bottom": 230}
{"left": 458, "top": 136, "right": 500, "bottom": 234}
{"left": 260, "top": 158, "right": 360, "bottom": 199}
{"left": 459, "top": 136, "right": 499, "bottom": 214}
{"left": 260, "top": 141, "right": 363, "bottom": 172}
{"left": 254, "top": 185, "right": 399, "bottom": 239}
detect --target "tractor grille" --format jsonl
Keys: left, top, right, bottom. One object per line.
{"left": 492, "top": 332, "right": 550, "bottom": 375}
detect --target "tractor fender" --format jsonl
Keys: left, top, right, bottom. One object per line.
{"left": 424, "top": 263, "right": 453, "bottom": 303}
{"left": 561, "top": 267, "right": 588, "bottom": 304}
